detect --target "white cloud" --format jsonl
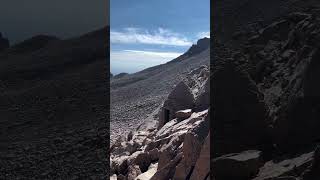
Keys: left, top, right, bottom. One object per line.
{"left": 197, "top": 31, "right": 210, "bottom": 38}
{"left": 122, "top": 50, "right": 182, "bottom": 58}
{"left": 110, "top": 28, "right": 192, "bottom": 46}
{"left": 111, "top": 50, "right": 183, "bottom": 74}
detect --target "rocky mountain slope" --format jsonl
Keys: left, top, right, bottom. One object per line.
{"left": 110, "top": 64, "right": 210, "bottom": 180}
{"left": 212, "top": 1, "right": 320, "bottom": 179}
{"left": 0, "top": 27, "right": 109, "bottom": 179}
{"left": 110, "top": 38, "right": 210, "bottom": 142}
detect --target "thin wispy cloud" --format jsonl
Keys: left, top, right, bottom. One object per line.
{"left": 110, "top": 28, "right": 193, "bottom": 46}
{"left": 197, "top": 31, "right": 210, "bottom": 38}
{"left": 111, "top": 49, "right": 183, "bottom": 74}
{"left": 111, "top": 50, "right": 182, "bottom": 63}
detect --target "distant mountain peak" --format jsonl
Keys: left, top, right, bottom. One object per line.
{"left": 169, "top": 37, "right": 210, "bottom": 63}
{"left": 188, "top": 37, "right": 210, "bottom": 54}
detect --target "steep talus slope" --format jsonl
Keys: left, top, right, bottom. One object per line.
{"left": 110, "top": 38, "right": 210, "bottom": 142}
{"left": 0, "top": 27, "right": 109, "bottom": 179}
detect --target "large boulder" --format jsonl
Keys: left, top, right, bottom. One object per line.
{"left": 212, "top": 59, "right": 269, "bottom": 157}
{"left": 158, "top": 81, "right": 195, "bottom": 129}
{"left": 213, "top": 150, "right": 263, "bottom": 179}
{"left": 195, "top": 79, "right": 210, "bottom": 111}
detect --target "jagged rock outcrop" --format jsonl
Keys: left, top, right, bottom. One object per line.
{"left": 0, "top": 32, "right": 10, "bottom": 51}
{"left": 172, "top": 38, "right": 210, "bottom": 62}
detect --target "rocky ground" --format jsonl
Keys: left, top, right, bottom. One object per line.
{"left": 110, "top": 64, "right": 210, "bottom": 180}
{"left": 110, "top": 38, "right": 210, "bottom": 143}
{"left": 0, "top": 28, "right": 109, "bottom": 179}
{"left": 211, "top": 1, "right": 320, "bottom": 179}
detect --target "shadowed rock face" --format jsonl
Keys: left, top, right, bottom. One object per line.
{"left": 212, "top": 58, "right": 269, "bottom": 157}
{"left": 212, "top": 1, "right": 320, "bottom": 179}
{"left": 0, "top": 32, "right": 10, "bottom": 51}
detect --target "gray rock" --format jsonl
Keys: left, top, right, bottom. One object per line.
{"left": 175, "top": 109, "right": 192, "bottom": 120}
{"left": 213, "top": 150, "right": 263, "bottom": 179}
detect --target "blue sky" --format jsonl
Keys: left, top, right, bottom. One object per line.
{"left": 110, "top": 0, "right": 210, "bottom": 74}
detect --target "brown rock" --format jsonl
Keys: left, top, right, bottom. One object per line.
{"left": 158, "top": 148, "right": 175, "bottom": 170}
{"left": 151, "top": 153, "right": 183, "bottom": 180}
{"left": 174, "top": 132, "right": 202, "bottom": 179}
{"left": 190, "top": 133, "right": 210, "bottom": 180}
